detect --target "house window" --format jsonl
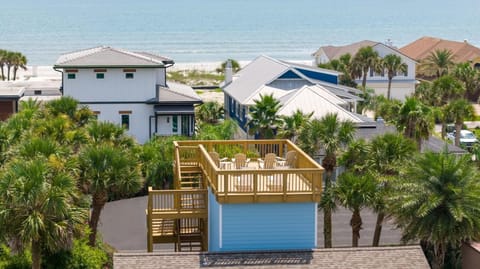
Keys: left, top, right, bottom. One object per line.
{"left": 404, "top": 69, "right": 408, "bottom": 77}
{"left": 369, "top": 68, "right": 374, "bottom": 77}
{"left": 172, "top": 116, "right": 178, "bottom": 132}
{"left": 34, "top": 90, "right": 42, "bottom": 95}
{"left": 96, "top": 73, "right": 105, "bottom": 79}
{"left": 121, "top": 114, "right": 130, "bottom": 130}
{"left": 67, "top": 73, "right": 76, "bottom": 79}
{"left": 125, "top": 73, "right": 134, "bottom": 79}
{"left": 119, "top": 110, "right": 132, "bottom": 130}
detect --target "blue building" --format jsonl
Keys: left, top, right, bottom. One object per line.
{"left": 146, "top": 139, "right": 323, "bottom": 252}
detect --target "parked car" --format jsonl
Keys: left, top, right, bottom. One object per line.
{"left": 447, "top": 129, "right": 478, "bottom": 149}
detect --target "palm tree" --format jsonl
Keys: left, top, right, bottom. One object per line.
{"left": 335, "top": 172, "right": 377, "bottom": 247}
{"left": 5, "top": 50, "right": 15, "bottom": 81}
{"left": 246, "top": 94, "right": 283, "bottom": 139}
{"left": 0, "top": 158, "right": 87, "bottom": 269}
{"left": 0, "top": 49, "right": 7, "bottom": 81}
{"left": 431, "top": 75, "right": 464, "bottom": 138}
{"left": 382, "top": 54, "right": 408, "bottom": 100}
{"left": 276, "top": 109, "right": 312, "bottom": 143}
{"left": 79, "top": 145, "right": 143, "bottom": 246}
{"left": 367, "top": 133, "right": 416, "bottom": 246}
{"left": 301, "top": 113, "right": 354, "bottom": 248}
{"left": 196, "top": 101, "right": 224, "bottom": 124}
{"left": 396, "top": 97, "right": 434, "bottom": 149}
{"left": 11, "top": 52, "right": 27, "bottom": 81}
{"left": 420, "top": 49, "right": 455, "bottom": 79}
{"left": 388, "top": 151, "right": 480, "bottom": 269}
{"left": 453, "top": 62, "right": 480, "bottom": 100}
{"left": 445, "top": 99, "right": 475, "bottom": 147}
{"left": 352, "top": 46, "right": 380, "bottom": 89}
{"left": 318, "top": 53, "right": 359, "bottom": 87}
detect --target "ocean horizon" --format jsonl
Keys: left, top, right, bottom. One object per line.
{"left": 1, "top": 0, "right": 480, "bottom": 65}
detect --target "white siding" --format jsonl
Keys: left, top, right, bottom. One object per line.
{"left": 63, "top": 68, "right": 158, "bottom": 102}
{"left": 87, "top": 103, "right": 154, "bottom": 144}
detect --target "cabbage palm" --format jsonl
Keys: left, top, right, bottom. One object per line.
{"left": 445, "top": 99, "right": 475, "bottom": 147}
{"left": 0, "top": 158, "right": 87, "bottom": 269}
{"left": 367, "top": 133, "right": 416, "bottom": 246}
{"left": 382, "top": 54, "right": 408, "bottom": 100}
{"left": 79, "top": 145, "right": 143, "bottom": 246}
{"left": 303, "top": 113, "right": 355, "bottom": 248}
{"left": 0, "top": 49, "right": 6, "bottom": 81}
{"left": 453, "top": 62, "right": 480, "bottom": 99}
{"left": 277, "top": 109, "right": 312, "bottom": 143}
{"left": 11, "top": 52, "right": 27, "bottom": 81}
{"left": 420, "top": 49, "right": 455, "bottom": 79}
{"left": 352, "top": 46, "right": 380, "bottom": 89}
{"left": 247, "top": 94, "right": 283, "bottom": 139}
{"left": 389, "top": 151, "right": 480, "bottom": 269}
{"left": 335, "top": 172, "right": 377, "bottom": 247}
{"left": 196, "top": 101, "right": 224, "bottom": 124}
{"left": 396, "top": 97, "right": 434, "bottom": 149}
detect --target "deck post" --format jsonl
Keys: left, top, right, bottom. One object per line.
{"left": 147, "top": 187, "right": 153, "bottom": 252}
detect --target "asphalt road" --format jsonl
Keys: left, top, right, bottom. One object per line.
{"left": 98, "top": 196, "right": 402, "bottom": 252}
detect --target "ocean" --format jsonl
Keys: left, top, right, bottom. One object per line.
{"left": 1, "top": 0, "right": 480, "bottom": 65}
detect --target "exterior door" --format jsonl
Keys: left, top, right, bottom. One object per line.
{"left": 181, "top": 115, "right": 190, "bottom": 136}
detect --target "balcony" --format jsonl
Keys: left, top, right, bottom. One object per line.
{"left": 174, "top": 139, "right": 324, "bottom": 204}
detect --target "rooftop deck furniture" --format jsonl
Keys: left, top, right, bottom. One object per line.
{"left": 276, "top": 150, "right": 297, "bottom": 168}
{"left": 259, "top": 153, "right": 276, "bottom": 169}
{"left": 147, "top": 139, "right": 324, "bottom": 252}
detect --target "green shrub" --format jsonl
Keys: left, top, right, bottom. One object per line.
{"left": 42, "top": 238, "right": 108, "bottom": 269}
{"left": 0, "top": 244, "right": 31, "bottom": 269}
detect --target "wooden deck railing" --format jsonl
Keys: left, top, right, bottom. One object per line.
{"left": 174, "top": 140, "right": 324, "bottom": 203}
{"left": 146, "top": 187, "right": 208, "bottom": 252}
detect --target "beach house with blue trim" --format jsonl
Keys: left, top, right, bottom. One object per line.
{"left": 222, "top": 55, "right": 368, "bottom": 138}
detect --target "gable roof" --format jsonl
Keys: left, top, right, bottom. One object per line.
{"left": 400, "top": 36, "right": 480, "bottom": 63}
{"left": 224, "top": 55, "right": 343, "bottom": 105}
{"left": 54, "top": 46, "right": 174, "bottom": 68}
{"left": 278, "top": 85, "right": 368, "bottom": 123}
{"left": 313, "top": 40, "right": 416, "bottom": 63}
{"left": 114, "top": 246, "right": 430, "bottom": 269}
{"left": 312, "top": 40, "right": 378, "bottom": 60}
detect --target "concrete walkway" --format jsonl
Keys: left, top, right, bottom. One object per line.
{"left": 98, "top": 196, "right": 402, "bottom": 252}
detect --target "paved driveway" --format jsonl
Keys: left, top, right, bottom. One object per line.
{"left": 98, "top": 196, "right": 402, "bottom": 251}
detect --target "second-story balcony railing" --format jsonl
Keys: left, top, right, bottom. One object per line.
{"left": 174, "top": 140, "right": 324, "bottom": 204}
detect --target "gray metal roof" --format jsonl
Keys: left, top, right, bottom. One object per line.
{"left": 224, "top": 55, "right": 290, "bottom": 104}
{"left": 224, "top": 55, "right": 360, "bottom": 106}
{"left": 277, "top": 85, "right": 366, "bottom": 122}
{"left": 114, "top": 246, "right": 429, "bottom": 269}
{"left": 152, "top": 82, "right": 202, "bottom": 104}
{"left": 54, "top": 46, "right": 173, "bottom": 68}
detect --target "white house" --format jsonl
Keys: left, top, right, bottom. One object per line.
{"left": 223, "top": 55, "right": 371, "bottom": 138}
{"left": 312, "top": 40, "right": 417, "bottom": 100}
{"left": 54, "top": 46, "right": 202, "bottom": 143}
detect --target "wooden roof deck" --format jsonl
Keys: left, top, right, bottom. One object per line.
{"left": 174, "top": 139, "right": 324, "bottom": 203}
